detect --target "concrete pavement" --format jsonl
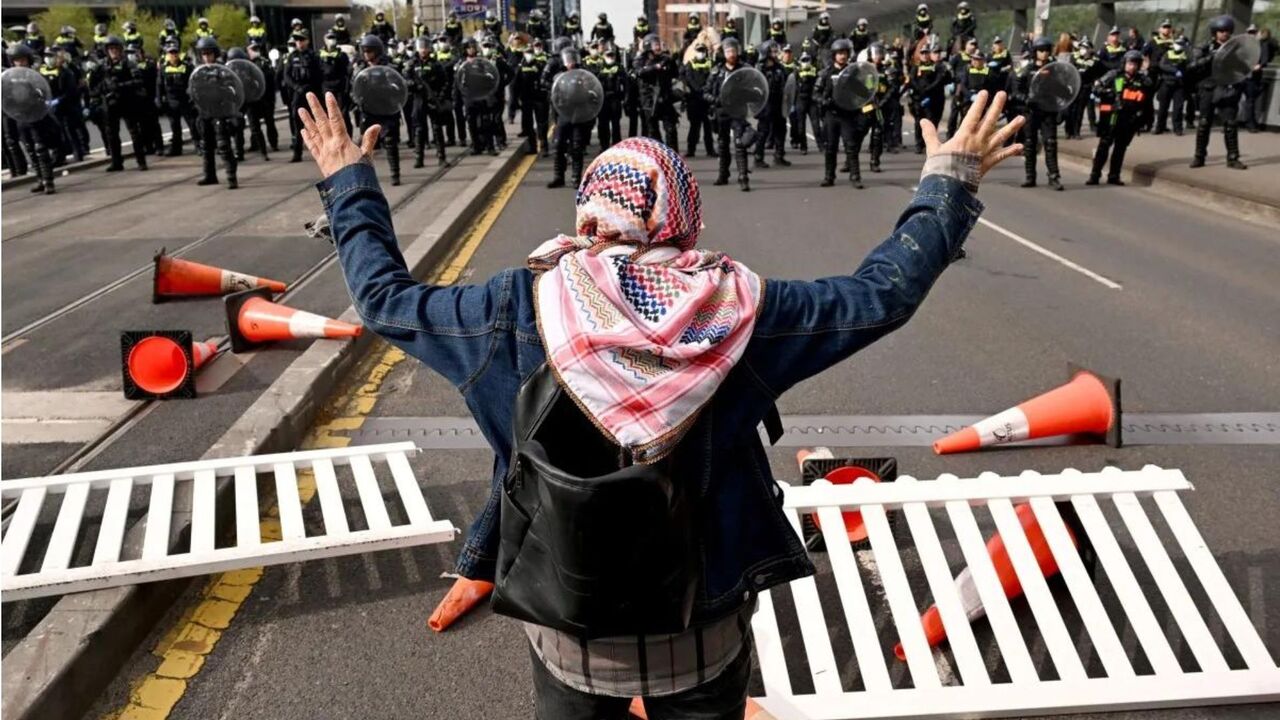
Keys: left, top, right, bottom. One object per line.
{"left": 79, "top": 137, "right": 1280, "bottom": 719}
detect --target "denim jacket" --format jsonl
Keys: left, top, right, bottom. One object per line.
{"left": 319, "top": 162, "right": 983, "bottom": 624}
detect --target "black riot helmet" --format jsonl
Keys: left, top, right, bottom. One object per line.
{"left": 8, "top": 43, "right": 35, "bottom": 63}
{"left": 1032, "top": 35, "right": 1053, "bottom": 53}
{"left": 561, "top": 46, "right": 580, "bottom": 67}
{"left": 772, "top": 18, "right": 783, "bottom": 30}
{"left": 831, "top": 37, "right": 854, "bottom": 54}
{"left": 104, "top": 34, "right": 125, "bottom": 49}
{"left": 195, "top": 36, "right": 219, "bottom": 53}
{"left": 1207, "top": 15, "right": 1234, "bottom": 34}
{"left": 1123, "top": 49, "right": 1144, "bottom": 67}
{"left": 645, "top": 33, "right": 661, "bottom": 52}
{"left": 227, "top": 47, "right": 248, "bottom": 60}
{"left": 360, "top": 34, "right": 385, "bottom": 58}
{"left": 462, "top": 37, "right": 479, "bottom": 56}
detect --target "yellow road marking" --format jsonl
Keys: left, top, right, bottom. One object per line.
{"left": 102, "top": 153, "right": 534, "bottom": 720}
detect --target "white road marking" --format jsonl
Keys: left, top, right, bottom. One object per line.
{"left": 2, "top": 391, "right": 135, "bottom": 444}
{"left": 976, "top": 217, "right": 1124, "bottom": 290}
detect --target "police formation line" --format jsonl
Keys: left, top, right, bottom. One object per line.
{"left": 2, "top": 7, "right": 1268, "bottom": 196}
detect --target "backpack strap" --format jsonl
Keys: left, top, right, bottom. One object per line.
{"left": 763, "top": 404, "right": 784, "bottom": 446}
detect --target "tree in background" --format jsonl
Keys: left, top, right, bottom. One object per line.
{"left": 29, "top": 6, "right": 97, "bottom": 48}
{"left": 105, "top": 1, "right": 166, "bottom": 57}
{"left": 182, "top": 3, "right": 250, "bottom": 53}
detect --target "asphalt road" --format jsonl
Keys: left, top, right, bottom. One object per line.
{"left": 78, "top": 130, "right": 1280, "bottom": 719}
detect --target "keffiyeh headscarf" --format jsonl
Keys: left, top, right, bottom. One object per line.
{"left": 528, "top": 138, "right": 763, "bottom": 462}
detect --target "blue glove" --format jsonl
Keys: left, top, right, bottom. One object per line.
{"left": 921, "top": 97, "right": 931, "bottom": 108}
{"left": 1175, "top": 71, "right": 1182, "bottom": 79}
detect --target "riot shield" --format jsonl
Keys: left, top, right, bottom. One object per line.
{"left": 456, "top": 57, "right": 500, "bottom": 103}
{"left": 551, "top": 68, "right": 604, "bottom": 124}
{"left": 227, "top": 58, "right": 266, "bottom": 103}
{"left": 833, "top": 61, "right": 879, "bottom": 111}
{"left": 1212, "top": 34, "right": 1262, "bottom": 86}
{"left": 188, "top": 63, "right": 245, "bottom": 118}
{"left": 718, "top": 66, "right": 768, "bottom": 120}
{"left": 352, "top": 64, "right": 409, "bottom": 115}
{"left": 1028, "top": 60, "right": 1080, "bottom": 113}
{"left": 1, "top": 66, "right": 52, "bottom": 123}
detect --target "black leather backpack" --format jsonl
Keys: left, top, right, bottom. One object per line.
{"left": 490, "top": 362, "right": 703, "bottom": 638}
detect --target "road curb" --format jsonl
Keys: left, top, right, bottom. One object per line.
{"left": 1055, "top": 144, "right": 1280, "bottom": 227}
{"left": 0, "top": 142, "right": 530, "bottom": 720}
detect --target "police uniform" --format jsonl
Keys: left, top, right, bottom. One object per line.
{"left": 193, "top": 42, "right": 238, "bottom": 189}
{"left": 513, "top": 45, "right": 550, "bottom": 153}
{"left": 370, "top": 14, "right": 396, "bottom": 44}
{"left": 281, "top": 32, "right": 323, "bottom": 162}
{"left": 1188, "top": 17, "right": 1247, "bottom": 169}
{"left": 94, "top": 38, "right": 149, "bottom": 171}
{"left": 877, "top": 53, "right": 905, "bottom": 153}
{"left": 319, "top": 36, "right": 353, "bottom": 132}
{"left": 130, "top": 46, "right": 164, "bottom": 155}
{"left": 6, "top": 46, "right": 58, "bottom": 193}
{"left": 909, "top": 52, "right": 947, "bottom": 153}
{"left": 1087, "top": 56, "right": 1154, "bottom": 185}
{"left": 591, "top": 16, "right": 615, "bottom": 45}
{"left": 249, "top": 45, "right": 279, "bottom": 152}
{"left": 634, "top": 43, "right": 679, "bottom": 148}
{"left": 433, "top": 40, "right": 464, "bottom": 146}
{"left": 545, "top": 51, "right": 592, "bottom": 189}
{"left": 406, "top": 48, "right": 452, "bottom": 166}
{"left": 41, "top": 55, "right": 90, "bottom": 161}
{"left": 790, "top": 55, "right": 821, "bottom": 153}
{"left": 595, "top": 53, "right": 625, "bottom": 150}
{"left": 754, "top": 48, "right": 790, "bottom": 168}
{"left": 354, "top": 37, "right": 403, "bottom": 184}
{"left": 1155, "top": 41, "right": 1190, "bottom": 135}
{"left": 681, "top": 50, "right": 716, "bottom": 157}
{"left": 158, "top": 50, "right": 200, "bottom": 155}
{"left": 1007, "top": 45, "right": 1063, "bottom": 189}
{"left": 1064, "top": 45, "right": 1105, "bottom": 138}
{"left": 632, "top": 18, "right": 651, "bottom": 50}
{"left": 704, "top": 52, "right": 754, "bottom": 191}
{"left": 817, "top": 45, "right": 875, "bottom": 188}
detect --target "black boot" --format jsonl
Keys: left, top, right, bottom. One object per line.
{"left": 547, "top": 149, "right": 567, "bottom": 188}
{"left": 848, "top": 153, "right": 862, "bottom": 188}
{"left": 822, "top": 151, "right": 836, "bottom": 186}
{"left": 1048, "top": 175, "right": 1064, "bottom": 191}
{"left": 35, "top": 146, "right": 56, "bottom": 194}
{"left": 570, "top": 153, "right": 584, "bottom": 189}
{"left": 1224, "top": 125, "right": 1247, "bottom": 169}
{"left": 198, "top": 145, "right": 218, "bottom": 185}
{"left": 387, "top": 141, "right": 401, "bottom": 186}
{"left": 774, "top": 151, "right": 791, "bottom": 167}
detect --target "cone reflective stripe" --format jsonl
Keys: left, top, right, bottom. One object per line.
{"left": 629, "top": 696, "right": 775, "bottom": 719}
{"left": 933, "top": 367, "right": 1121, "bottom": 454}
{"left": 894, "top": 503, "right": 1076, "bottom": 661}
{"left": 224, "top": 287, "right": 362, "bottom": 352}
{"left": 191, "top": 339, "right": 220, "bottom": 369}
{"left": 427, "top": 577, "right": 495, "bottom": 632}
{"left": 153, "top": 248, "right": 287, "bottom": 303}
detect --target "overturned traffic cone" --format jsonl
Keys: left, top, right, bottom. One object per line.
{"left": 191, "top": 339, "right": 220, "bottom": 370}
{"left": 152, "top": 247, "right": 287, "bottom": 303}
{"left": 797, "top": 448, "right": 897, "bottom": 549}
{"left": 933, "top": 365, "right": 1121, "bottom": 454}
{"left": 224, "top": 287, "right": 362, "bottom": 353}
{"left": 121, "top": 330, "right": 198, "bottom": 400}
{"left": 427, "top": 577, "right": 495, "bottom": 632}
{"left": 629, "top": 696, "right": 775, "bottom": 719}
{"left": 893, "top": 503, "right": 1076, "bottom": 661}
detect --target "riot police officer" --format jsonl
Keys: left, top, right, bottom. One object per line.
{"left": 526, "top": 10, "right": 549, "bottom": 42}
{"left": 458, "top": 39, "right": 496, "bottom": 155}
{"left": 811, "top": 13, "right": 833, "bottom": 48}
{"left": 632, "top": 15, "right": 651, "bottom": 49}
{"left": 1087, "top": 50, "right": 1153, "bottom": 185}
{"left": 514, "top": 37, "right": 550, "bottom": 154}
{"left": 754, "top": 41, "right": 790, "bottom": 168}
{"left": 54, "top": 26, "right": 83, "bottom": 58}
{"left": 951, "top": 2, "right": 978, "bottom": 48}
{"left": 96, "top": 35, "right": 148, "bottom": 171}
{"left": 319, "top": 30, "right": 352, "bottom": 133}
{"left": 1098, "top": 27, "right": 1126, "bottom": 72}
{"left": 129, "top": 41, "right": 164, "bottom": 155}
{"left": 817, "top": 38, "right": 872, "bottom": 188}
{"left": 247, "top": 40, "right": 279, "bottom": 151}
{"left": 247, "top": 15, "right": 267, "bottom": 46}
{"left": 157, "top": 42, "right": 198, "bottom": 156}
{"left": 545, "top": 47, "right": 592, "bottom": 188}
{"left": 681, "top": 43, "right": 716, "bottom": 157}
{"left": 412, "top": 16, "right": 430, "bottom": 40}
{"left": 194, "top": 17, "right": 216, "bottom": 43}
{"left": 7, "top": 44, "right": 58, "bottom": 193}
{"left": 1064, "top": 39, "right": 1103, "bottom": 138}
{"left": 227, "top": 47, "right": 270, "bottom": 162}
{"left": 443, "top": 13, "right": 463, "bottom": 48}
{"left": 910, "top": 43, "right": 948, "bottom": 154}
{"left": 913, "top": 4, "right": 933, "bottom": 39}
{"left": 355, "top": 34, "right": 403, "bottom": 184}
{"left": 480, "top": 36, "right": 512, "bottom": 150}
{"left": 370, "top": 12, "right": 396, "bottom": 44}
{"left": 406, "top": 36, "right": 451, "bottom": 166}
{"left": 683, "top": 15, "right": 703, "bottom": 50}
{"left": 331, "top": 14, "right": 352, "bottom": 45}
{"left": 433, "top": 33, "right": 463, "bottom": 146}
{"left": 634, "top": 34, "right": 679, "bottom": 148}
{"left": 194, "top": 37, "right": 236, "bottom": 188}
{"left": 957, "top": 48, "right": 997, "bottom": 122}
{"left": 563, "top": 14, "right": 582, "bottom": 41}
{"left": 850, "top": 19, "right": 872, "bottom": 55}
{"left": 1155, "top": 36, "right": 1189, "bottom": 135}
{"left": 1008, "top": 35, "right": 1063, "bottom": 189}
{"left": 704, "top": 37, "right": 753, "bottom": 191}
{"left": 24, "top": 23, "right": 46, "bottom": 55}
{"left": 767, "top": 19, "right": 787, "bottom": 46}
{"left": 591, "top": 13, "right": 615, "bottom": 45}
{"left": 1188, "top": 16, "right": 1246, "bottom": 169}
{"left": 596, "top": 45, "right": 625, "bottom": 150}
{"left": 41, "top": 47, "right": 89, "bottom": 161}
{"left": 721, "top": 18, "right": 741, "bottom": 43}
{"left": 282, "top": 29, "right": 322, "bottom": 162}
{"left": 791, "top": 51, "right": 821, "bottom": 154}
{"left": 93, "top": 23, "right": 110, "bottom": 57}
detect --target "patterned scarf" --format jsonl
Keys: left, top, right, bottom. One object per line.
{"left": 528, "top": 138, "right": 763, "bottom": 463}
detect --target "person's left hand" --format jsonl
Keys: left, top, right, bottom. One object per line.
{"left": 297, "top": 91, "right": 381, "bottom": 179}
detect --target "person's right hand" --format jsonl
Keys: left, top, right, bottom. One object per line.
{"left": 921, "top": 89, "right": 1025, "bottom": 179}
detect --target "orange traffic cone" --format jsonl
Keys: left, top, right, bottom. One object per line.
{"left": 152, "top": 248, "right": 287, "bottom": 303}
{"left": 224, "top": 287, "right": 362, "bottom": 352}
{"left": 191, "top": 339, "right": 220, "bottom": 370}
{"left": 893, "top": 503, "right": 1076, "bottom": 661}
{"left": 933, "top": 366, "right": 1121, "bottom": 454}
{"left": 121, "top": 330, "right": 198, "bottom": 400}
{"left": 797, "top": 448, "right": 883, "bottom": 545}
{"left": 427, "top": 577, "right": 495, "bottom": 632}
{"left": 629, "top": 696, "right": 775, "bottom": 719}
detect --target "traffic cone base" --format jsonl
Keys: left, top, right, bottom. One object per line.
{"left": 797, "top": 449, "right": 897, "bottom": 548}
{"left": 224, "top": 287, "right": 363, "bottom": 353}
{"left": 120, "top": 330, "right": 197, "bottom": 400}
{"left": 152, "top": 247, "right": 287, "bottom": 303}
{"left": 933, "top": 365, "right": 1121, "bottom": 454}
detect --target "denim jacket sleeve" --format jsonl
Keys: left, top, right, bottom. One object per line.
{"left": 318, "top": 161, "right": 505, "bottom": 389}
{"left": 746, "top": 173, "right": 983, "bottom": 395}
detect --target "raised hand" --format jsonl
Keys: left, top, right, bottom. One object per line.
{"left": 921, "top": 90, "right": 1025, "bottom": 180}
{"left": 297, "top": 91, "right": 381, "bottom": 179}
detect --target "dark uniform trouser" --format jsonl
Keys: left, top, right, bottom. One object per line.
{"left": 250, "top": 95, "right": 278, "bottom": 150}
{"left": 643, "top": 101, "right": 679, "bottom": 149}
{"left": 824, "top": 109, "right": 873, "bottom": 180}
{"left": 413, "top": 99, "right": 448, "bottom": 164}
{"left": 684, "top": 100, "right": 713, "bottom": 155}
{"left": 598, "top": 102, "right": 622, "bottom": 150}
{"left": 18, "top": 118, "right": 58, "bottom": 190}
{"left": 56, "top": 103, "right": 90, "bottom": 160}
{"left": 1243, "top": 75, "right": 1265, "bottom": 130}
{"left": 453, "top": 102, "right": 467, "bottom": 144}
{"left": 198, "top": 117, "right": 236, "bottom": 184}
{"left": 912, "top": 97, "right": 943, "bottom": 150}
{"left": 552, "top": 119, "right": 590, "bottom": 184}
{"left": 289, "top": 92, "right": 310, "bottom": 159}
{"left": 1065, "top": 91, "right": 1089, "bottom": 137}
{"left": 1194, "top": 89, "right": 1241, "bottom": 162}
{"left": 105, "top": 104, "right": 147, "bottom": 168}
{"left": 465, "top": 101, "right": 490, "bottom": 153}
{"left": 1021, "top": 110, "right": 1060, "bottom": 183}
{"left": 756, "top": 109, "right": 786, "bottom": 161}
{"left": 1090, "top": 115, "right": 1138, "bottom": 180}
{"left": 364, "top": 113, "right": 401, "bottom": 182}
{"left": 163, "top": 102, "right": 199, "bottom": 153}
{"left": 1155, "top": 82, "right": 1185, "bottom": 133}
{"left": 245, "top": 105, "right": 271, "bottom": 160}
{"left": 4, "top": 116, "right": 30, "bottom": 175}
{"left": 715, "top": 116, "right": 750, "bottom": 183}
{"left": 520, "top": 97, "right": 549, "bottom": 152}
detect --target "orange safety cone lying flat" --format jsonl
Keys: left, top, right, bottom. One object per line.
{"left": 191, "top": 339, "right": 220, "bottom": 370}
{"left": 152, "top": 248, "right": 287, "bottom": 303}
{"left": 121, "top": 332, "right": 223, "bottom": 400}
{"left": 933, "top": 366, "right": 1121, "bottom": 454}
{"left": 427, "top": 577, "right": 495, "bottom": 632}
{"left": 629, "top": 696, "right": 775, "bottom": 719}
{"left": 893, "top": 503, "right": 1076, "bottom": 661}
{"left": 224, "top": 287, "right": 362, "bottom": 353}
{"left": 797, "top": 448, "right": 884, "bottom": 544}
